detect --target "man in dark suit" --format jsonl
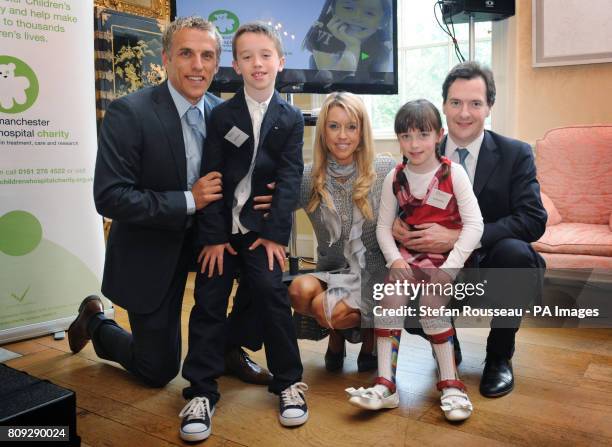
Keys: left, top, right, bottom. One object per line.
{"left": 394, "top": 61, "right": 547, "bottom": 397}
{"left": 67, "top": 17, "right": 270, "bottom": 389}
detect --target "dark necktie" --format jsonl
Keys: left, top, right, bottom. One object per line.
{"left": 457, "top": 148, "right": 469, "bottom": 173}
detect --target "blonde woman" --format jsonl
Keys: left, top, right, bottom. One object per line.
{"left": 285, "top": 92, "right": 395, "bottom": 371}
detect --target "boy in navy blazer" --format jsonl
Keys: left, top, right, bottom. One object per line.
{"left": 179, "top": 23, "right": 307, "bottom": 441}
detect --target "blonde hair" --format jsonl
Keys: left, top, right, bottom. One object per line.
{"left": 307, "top": 92, "right": 376, "bottom": 220}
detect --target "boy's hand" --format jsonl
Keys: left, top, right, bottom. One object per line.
{"left": 249, "top": 238, "right": 286, "bottom": 271}
{"left": 252, "top": 182, "right": 276, "bottom": 217}
{"left": 192, "top": 172, "right": 223, "bottom": 210}
{"left": 197, "top": 243, "right": 237, "bottom": 277}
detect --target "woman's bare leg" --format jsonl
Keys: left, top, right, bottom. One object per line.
{"left": 288, "top": 275, "right": 325, "bottom": 316}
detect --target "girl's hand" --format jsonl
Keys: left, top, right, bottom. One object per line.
{"left": 389, "top": 258, "right": 413, "bottom": 282}
{"left": 429, "top": 268, "right": 454, "bottom": 286}
{"left": 326, "top": 16, "right": 361, "bottom": 48}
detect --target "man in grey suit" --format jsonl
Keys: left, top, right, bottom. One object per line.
{"left": 67, "top": 17, "right": 270, "bottom": 389}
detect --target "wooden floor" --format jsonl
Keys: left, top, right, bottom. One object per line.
{"left": 4, "top": 273, "right": 612, "bottom": 447}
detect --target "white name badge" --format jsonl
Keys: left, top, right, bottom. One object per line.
{"left": 224, "top": 126, "right": 249, "bottom": 147}
{"left": 425, "top": 188, "right": 452, "bottom": 209}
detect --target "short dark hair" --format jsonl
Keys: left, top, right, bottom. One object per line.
{"left": 442, "top": 61, "right": 496, "bottom": 106}
{"left": 232, "top": 22, "right": 284, "bottom": 60}
{"left": 162, "top": 16, "right": 222, "bottom": 63}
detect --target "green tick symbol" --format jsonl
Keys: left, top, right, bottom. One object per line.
{"left": 11, "top": 286, "right": 30, "bottom": 302}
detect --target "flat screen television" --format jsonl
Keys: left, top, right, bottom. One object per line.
{"left": 171, "top": 0, "right": 398, "bottom": 95}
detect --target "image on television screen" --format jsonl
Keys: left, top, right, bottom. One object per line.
{"left": 172, "top": 0, "right": 398, "bottom": 95}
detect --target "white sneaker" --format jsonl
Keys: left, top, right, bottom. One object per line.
{"left": 279, "top": 382, "right": 309, "bottom": 427}
{"left": 179, "top": 396, "right": 214, "bottom": 442}
{"left": 440, "top": 387, "right": 473, "bottom": 421}
{"left": 346, "top": 385, "right": 399, "bottom": 410}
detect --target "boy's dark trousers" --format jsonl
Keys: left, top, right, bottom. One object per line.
{"left": 182, "top": 231, "right": 303, "bottom": 406}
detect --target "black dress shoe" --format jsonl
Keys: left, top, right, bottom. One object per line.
{"left": 224, "top": 347, "right": 272, "bottom": 386}
{"left": 67, "top": 295, "right": 104, "bottom": 353}
{"left": 356, "top": 352, "right": 377, "bottom": 372}
{"left": 480, "top": 356, "right": 514, "bottom": 397}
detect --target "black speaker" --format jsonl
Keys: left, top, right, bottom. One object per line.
{"left": 442, "top": 0, "right": 515, "bottom": 23}
{"left": 0, "top": 364, "right": 80, "bottom": 446}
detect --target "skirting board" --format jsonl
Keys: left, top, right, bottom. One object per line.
{"left": 0, "top": 308, "right": 115, "bottom": 345}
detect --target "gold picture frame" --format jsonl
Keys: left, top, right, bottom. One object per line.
{"left": 94, "top": 7, "right": 167, "bottom": 124}
{"left": 94, "top": 0, "right": 170, "bottom": 21}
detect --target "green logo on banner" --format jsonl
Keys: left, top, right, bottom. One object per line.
{"left": 0, "top": 210, "right": 43, "bottom": 256}
{"left": 208, "top": 10, "right": 239, "bottom": 35}
{"left": 0, "top": 55, "right": 39, "bottom": 114}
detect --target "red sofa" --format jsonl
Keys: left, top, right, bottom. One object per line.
{"left": 532, "top": 125, "right": 612, "bottom": 270}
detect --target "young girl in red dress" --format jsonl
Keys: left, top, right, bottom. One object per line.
{"left": 346, "top": 99, "right": 483, "bottom": 421}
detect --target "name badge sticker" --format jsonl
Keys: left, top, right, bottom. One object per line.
{"left": 425, "top": 188, "right": 452, "bottom": 209}
{"left": 224, "top": 126, "right": 249, "bottom": 147}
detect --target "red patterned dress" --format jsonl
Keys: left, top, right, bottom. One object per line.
{"left": 392, "top": 157, "right": 462, "bottom": 270}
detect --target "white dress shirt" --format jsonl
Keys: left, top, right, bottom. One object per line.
{"left": 232, "top": 89, "right": 273, "bottom": 234}
{"left": 444, "top": 132, "right": 485, "bottom": 184}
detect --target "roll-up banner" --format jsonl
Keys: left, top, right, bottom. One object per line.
{"left": 0, "top": 0, "right": 111, "bottom": 343}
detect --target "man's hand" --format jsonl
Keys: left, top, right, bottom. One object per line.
{"left": 392, "top": 218, "right": 412, "bottom": 244}
{"left": 252, "top": 182, "right": 276, "bottom": 216}
{"left": 249, "top": 237, "right": 286, "bottom": 271}
{"left": 392, "top": 218, "right": 460, "bottom": 254}
{"left": 191, "top": 171, "right": 223, "bottom": 210}
{"left": 197, "top": 243, "right": 237, "bottom": 277}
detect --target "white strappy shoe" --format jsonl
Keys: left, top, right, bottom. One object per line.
{"left": 437, "top": 379, "right": 473, "bottom": 421}
{"left": 346, "top": 377, "right": 399, "bottom": 410}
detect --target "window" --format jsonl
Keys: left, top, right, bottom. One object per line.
{"left": 365, "top": 0, "right": 492, "bottom": 139}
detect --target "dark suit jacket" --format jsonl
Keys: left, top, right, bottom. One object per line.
{"left": 198, "top": 89, "right": 304, "bottom": 247}
{"left": 94, "top": 81, "right": 223, "bottom": 313}
{"left": 443, "top": 130, "right": 547, "bottom": 250}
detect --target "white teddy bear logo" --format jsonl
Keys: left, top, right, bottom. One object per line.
{"left": 213, "top": 13, "right": 236, "bottom": 33}
{"left": 0, "top": 63, "right": 31, "bottom": 110}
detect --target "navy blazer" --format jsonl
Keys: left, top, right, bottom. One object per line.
{"left": 94, "top": 82, "right": 223, "bottom": 313}
{"left": 443, "top": 130, "right": 547, "bottom": 250}
{"left": 198, "top": 89, "right": 304, "bottom": 247}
